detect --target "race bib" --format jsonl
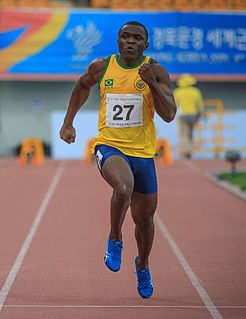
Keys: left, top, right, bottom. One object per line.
{"left": 106, "top": 94, "right": 143, "bottom": 128}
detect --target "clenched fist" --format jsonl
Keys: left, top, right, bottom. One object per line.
{"left": 60, "top": 124, "right": 76, "bottom": 144}
{"left": 138, "top": 63, "right": 157, "bottom": 86}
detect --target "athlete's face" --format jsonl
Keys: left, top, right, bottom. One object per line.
{"left": 117, "top": 25, "right": 149, "bottom": 59}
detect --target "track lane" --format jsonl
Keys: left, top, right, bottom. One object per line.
{"left": 1, "top": 160, "right": 213, "bottom": 319}
{"left": 156, "top": 160, "right": 246, "bottom": 319}
{"left": 0, "top": 159, "right": 60, "bottom": 291}
{"left": 1, "top": 159, "right": 245, "bottom": 318}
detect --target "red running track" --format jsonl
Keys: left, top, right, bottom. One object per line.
{"left": 0, "top": 158, "right": 245, "bottom": 319}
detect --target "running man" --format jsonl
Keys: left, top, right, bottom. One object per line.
{"left": 60, "top": 21, "right": 177, "bottom": 298}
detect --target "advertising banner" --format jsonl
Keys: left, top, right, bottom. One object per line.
{"left": 1, "top": 9, "right": 246, "bottom": 80}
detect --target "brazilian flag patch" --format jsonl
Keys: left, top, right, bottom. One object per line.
{"left": 105, "top": 79, "right": 114, "bottom": 87}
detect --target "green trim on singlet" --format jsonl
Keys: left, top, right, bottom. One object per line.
{"left": 116, "top": 54, "right": 146, "bottom": 69}
{"left": 98, "top": 56, "right": 111, "bottom": 87}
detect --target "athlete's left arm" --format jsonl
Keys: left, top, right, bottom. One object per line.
{"left": 138, "top": 61, "right": 177, "bottom": 122}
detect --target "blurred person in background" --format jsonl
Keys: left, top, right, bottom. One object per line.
{"left": 59, "top": 21, "right": 177, "bottom": 298}
{"left": 72, "top": 0, "right": 89, "bottom": 7}
{"left": 173, "top": 73, "right": 204, "bottom": 159}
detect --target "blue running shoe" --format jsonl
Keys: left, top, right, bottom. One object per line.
{"left": 104, "top": 238, "right": 123, "bottom": 272}
{"left": 135, "top": 256, "right": 153, "bottom": 298}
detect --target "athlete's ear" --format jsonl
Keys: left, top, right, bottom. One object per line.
{"left": 145, "top": 41, "right": 149, "bottom": 50}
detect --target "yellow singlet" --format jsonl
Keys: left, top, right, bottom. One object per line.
{"left": 92, "top": 54, "right": 156, "bottom": 158}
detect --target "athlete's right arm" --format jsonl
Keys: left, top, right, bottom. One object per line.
{"left": 60, "top": 58, "right": 107, "bottom": 144}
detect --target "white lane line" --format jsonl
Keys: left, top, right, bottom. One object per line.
{"left": 0, "top": 161, "right": 65, "bottom": 312}
{"left": 183, "top": 159, "right": 246, "bottom": 201}
{"left": 155, "top": 214, "right": 223, "bottom": 319}
{"left": 182, "top": 159, "right": 202, "bottom": 175}
{"left": 2, "top": 304, "right": 246, "bottom": 309}
{"left": 205, "top": 172, "right": 246, "bottom": 202}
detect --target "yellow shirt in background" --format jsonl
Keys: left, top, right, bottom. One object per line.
{"left": 92, "top": 54, "right": 156, "bottom": 158}
{"left": 173, "top": 86, "right": 203, "bottom": 115}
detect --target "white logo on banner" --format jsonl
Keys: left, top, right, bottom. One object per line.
{"left": 67, "top": 22, "right": 102, "bottom": 61}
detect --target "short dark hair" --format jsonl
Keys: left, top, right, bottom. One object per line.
{"left": 118, "top": 21, "right": 148, "bottom": 40}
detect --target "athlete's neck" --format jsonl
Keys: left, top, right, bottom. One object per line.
{"left": 118, "top": 54, "right": 144, "bottom": 67}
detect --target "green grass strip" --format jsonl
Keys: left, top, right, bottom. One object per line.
{"left": 217, "top": 171, "right": 246, "bottom": 192}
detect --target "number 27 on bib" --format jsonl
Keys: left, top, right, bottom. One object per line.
{"left": 106, "top": 94, "right": 143, "bottom": 128}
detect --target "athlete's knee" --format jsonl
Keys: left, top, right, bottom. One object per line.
{"left": 132, "top": 214, "right": 154, "bottom": 229}
{"left": 114, "top": 180, "right": 133, "bottom": 201}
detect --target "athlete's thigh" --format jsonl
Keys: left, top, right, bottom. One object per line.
{"left": 130, "top": 192, "right": 157, "bottom": 220}
{"left": 102, "top": 155, "right": 134, "bottom": 190}
{"left": 95, "top": 145, "right": 134, "bottom": 189}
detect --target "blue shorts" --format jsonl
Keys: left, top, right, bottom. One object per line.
{"left": 179, "top": 114, "right": 200, "bottom": 123}
{"left": 95, "top": 145, "right": 157, "bottom": 194}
